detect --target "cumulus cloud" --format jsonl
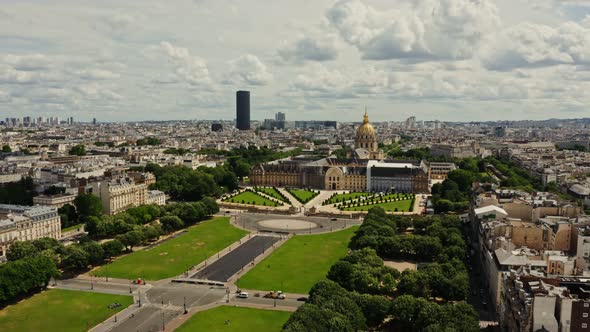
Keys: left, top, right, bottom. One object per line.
{"left": 153, "top": 41, "right": 213, "bottom": 86}
{"left": 225, "top": 54, "right": 273, "bottom": 86}
{"left": 2, "top": 54, "right": 53, "bottom": 71}
{"left": 277, "top": 34, "right": 339, "bottom": 63}
{"left": 326, "top": 0, "right": 500, "bottom": 61}
{"left": 0, "top": 90, "right": 11, "bottom": 102}
{"left": 482, "top": 19, "right": 590, "bottom": 70}
{"left": 74, "top": 83, "right": 123, "bottom": 101}
{"left": 284, "top": 63, "right": 387, "bottom": 98}
{"left": 77, "top": 69, "right": 121, "bottom": 80}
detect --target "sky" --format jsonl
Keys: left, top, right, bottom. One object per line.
{"left": 1, "top": 0, "right": 590, "bottom": 122}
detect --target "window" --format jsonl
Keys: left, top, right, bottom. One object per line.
{"left": 584, "top": 313, "right": 589, "bottom": 318}
{"left": 583, "top": 323, "right": 588, "bottom": 329}
{"left": 585, "top": 303, "right": 589, "bottom": 308}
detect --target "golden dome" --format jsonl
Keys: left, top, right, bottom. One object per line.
{"left": 356, "top": 110, "right": 376, "bottom": 136}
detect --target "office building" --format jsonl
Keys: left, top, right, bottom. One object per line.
{"left": 236, "top": 90, "right": 250, "bottom": 130}
{"left": 211, "top": 123, "right": 223, "bottom": 132}
{"left": 275, "top": 112, "right": 286, "bottom": 122}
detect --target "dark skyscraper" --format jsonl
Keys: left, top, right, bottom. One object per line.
{"left": 236, "top": 90, "right": 250, "bottom": 130}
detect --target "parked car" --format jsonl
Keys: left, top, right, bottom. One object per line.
{"left": 237, "top": 292, "right": 249, "bottom": 298}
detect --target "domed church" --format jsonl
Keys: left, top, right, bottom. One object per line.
{"left": 355, "top": 110, "right": 384, "bottom": 160}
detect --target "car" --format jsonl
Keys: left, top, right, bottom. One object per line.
{"left": 297, "top": 297, "right": 308, "bottom": 302}
{"left": 236, "top": 292, "right": 249, "bottom": 298}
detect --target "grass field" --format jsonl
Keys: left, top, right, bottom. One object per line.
{"left": 62, "top": 223, "right": 83, "bottom": 233}
{"left": 287, "top": 189, "right": 318, "bottom": 203}
{"left": 176, "top": 306, "right": 291, "bottom": 332}
{"left": 255, "top": 187, "right": 289, "bottom": 204}
{"left": 92, "top": 217, "right": 248, "bottom": 280}
{"left": 324, "top": 192, "right": 370, "bottom": 205}
{"left": 0, "top": 289, "right": 132, "bottom": 332}
{"left": 237, "top": 226, "right": 358, "bottom": 294}
{"left": 224, "top": 191, "right": 282, "bottom": 207}
{"left": 342, "top": 199, "right": 413, "bottom": 212}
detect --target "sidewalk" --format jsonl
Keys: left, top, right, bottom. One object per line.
{"left": 277, "top": 188, "right": 303, "bottom": 208}
{"left": 89, "top": 284, "right": 152, "bottom": 332}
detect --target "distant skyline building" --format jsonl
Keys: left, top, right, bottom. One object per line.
{"left": 294, "top": 121, "right": 337, "bottom": 130}
{"left": 236, "top": 90, "right": 250, "bottom": 130}
{"left": 275, "top": 112, "right": 285, "bottom": 122}
{"left": 405, "top": 116, "right": 416, "bottom": 130}
{"left": 211, "top": 123, "right": 223, "bottom": 132}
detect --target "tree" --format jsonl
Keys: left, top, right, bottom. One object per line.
{"left": 102, "top": 239, "right": 124, "bottom": 259}
{"left": 74, "top": 193, "right": 103, "bottom": 221}
{"left": 142, "top": 225, "right": 161, "bottom": 242}
{"left": 82, "top": 241, "right": 105, "bottom": 265}
{"left": 351, "top": 293, "right": 391, "bottom": 328}
{"left": 1, "top": 145, "right": 11, "bottom": 153}
{"left": 118, "top": 230, "right": 144, "bottom": 250}
{"left": 7, "top": 241, "right": 38, "bottom": 261}
{"left": 69, "top": 144, "right": 87, "bottom": 156}
{"left": 160, "top": 215, "right": 184, "bottom": 233}
{"left": 0, "top": 255, "right": 59, "bottom": 304}
{"left": 43, "top": 186, "right": 66, "bottom": 195}
{"left": 58, "top": 203, "right": 78, "bottom": 229}
{"left": 32, "top": 238, "right": 61, "bottom": 252}
{"left": 61, "top": 245, "right": 90, "bottom": 271}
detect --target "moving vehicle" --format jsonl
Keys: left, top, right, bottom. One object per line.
{"left": 237, "top": 292, "right": 249, "bottom": 298}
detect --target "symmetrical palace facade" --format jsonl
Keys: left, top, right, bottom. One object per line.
{"left": 250, "top": 112, "right": 430, "bottom": 194}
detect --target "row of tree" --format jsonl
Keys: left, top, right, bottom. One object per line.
{"left": 0, "top": 255, "right": 59, "bottom": 305}
{"left": 0, "top": 177, "right": 36, "bottom": 205}
{"left": 85, "top": 199, "right": 218, "bottom": 240}
{"left": 283, "top": 207, "right": 478, "bottom": 331}
{"left": 350, "top": 208, "right": 467, "bottom": 263}
{"left": 137, "top": 163, "right": 237, "bottom": 201}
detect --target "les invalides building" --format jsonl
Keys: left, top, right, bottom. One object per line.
{"left": 250, "top": 111, "right": 429, "bottom": 194}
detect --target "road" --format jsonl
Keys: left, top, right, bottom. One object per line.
{"left": 232, "top": 294, "right": 303, "bottom": 311}
{"left": 191, "top": 235, "right": 280, "bottom": 282}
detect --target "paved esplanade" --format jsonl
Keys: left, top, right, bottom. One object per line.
{"left": 191, "top": 235, "right": 280, "bottom": 282}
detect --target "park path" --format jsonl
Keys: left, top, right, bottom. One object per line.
{"left": 303, "top": 190, "right": 332, "bottom": 210}
{"left": 252, "top": 189, "right": 291, "bottom": 207}
{"left": 277, "top": 188, "right": 303, "bottom": 208}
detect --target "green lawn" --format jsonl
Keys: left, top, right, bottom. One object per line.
{"left": 287, "top": 189, "right": 319, "bottom": 203}
{"left": 0, "top": 289, "right": 132, "bottom": 332}
{"left": 92, "top": 217, "right": 248, "bottom": 280}
{"left": 237, "top": 226, "right": 358, "bottom": 294}
{"left": 224, "top": 191, "right": 282, "bottom": 207}
{"left": 342, "top": 199, "right": 413, "bottom": 212}
{"left": 62, "top": 223, "right": 83, "bottom": 233}
{"left": 256, "top": 187, "right": 290, "bottom": 204}
{"left": 176, "top": 306, "right": 291, "bottom": 332}
{"left": 324, "top": 192, "right": 370, "bottom": 205}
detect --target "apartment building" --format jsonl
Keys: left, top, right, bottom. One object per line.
{"left": 91, "top": 178, "right": 148, "bottom": 215}
{"left": 0, "top": 204, "right": 61, "bottom": 258}
{"left": 33, "top": 193, "right": 76, "bottom": 208}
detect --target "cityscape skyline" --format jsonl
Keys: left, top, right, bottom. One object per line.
{"left": 1, "top": 0, "right": 590, "bottom": 122}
